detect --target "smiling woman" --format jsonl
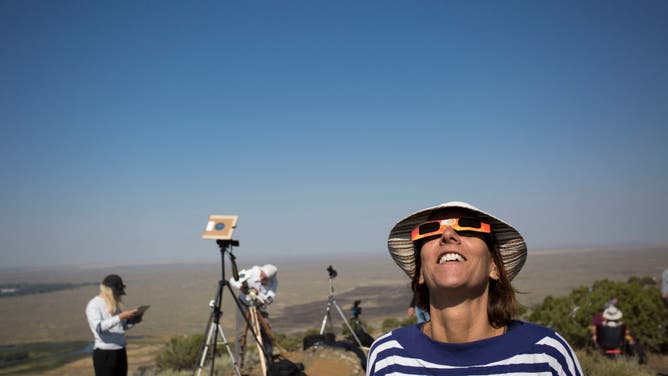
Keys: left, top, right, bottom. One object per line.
{"left": 366, "top": 201, "right": 583, "bottom": 376}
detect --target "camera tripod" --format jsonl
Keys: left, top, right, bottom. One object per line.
{"left": 195, "top": 280, "right": 240, "bottom": 376}
{"left": 194, "top": 240, "right": 273, "bottom": 376}
{"left": 238, "top": 293, "right": 285, "bottom": 376}
{"left": 319, "top": 265, "right": 363, "bottom": 348}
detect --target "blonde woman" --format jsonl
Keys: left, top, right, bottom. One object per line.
{"left": 85, "top": 274, "right": 143, "bottom": 376}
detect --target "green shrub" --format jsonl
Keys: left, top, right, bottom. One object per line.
{"left": 515, "top": 303, "right": 528, "bottom": 319}
{"left": 576, "top": 349, "right": 654, "bottom": 376}
{"left": 274, "top": 332, "right": 302, "bottom": 352}
{"left": 400, "top": 316, "right": 417, "bottom": 327}
{"left": 0, "top": 350, "right": 30, "bottom": 365}
{"left": 528, "top": 277, "right": 668, "bottom": 352}
{"left": 156, "top": 333, "right": 209, "bottom": 371}
{"left": 381, "top": 318, "right": 401, "bottom": 333}
{"left": 303, "top": 328, "right": 320, "bottom": 337}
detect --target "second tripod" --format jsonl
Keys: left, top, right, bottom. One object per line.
{"left": 318, "top": 265, "right": 364, "bottom": 348}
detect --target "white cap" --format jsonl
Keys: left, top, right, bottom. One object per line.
{"left": 260, "top": 264, "right": 277, "bottom": 279}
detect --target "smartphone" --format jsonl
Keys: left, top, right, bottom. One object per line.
{"left": 136, "top": 305, "right": 150, "bottom": 314}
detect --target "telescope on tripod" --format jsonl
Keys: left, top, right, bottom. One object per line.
{"left": 193, "top": 215, "right": 275, "bottom": 376}
{"left": 318, "top": 265, "right": 364, "bottom": 348}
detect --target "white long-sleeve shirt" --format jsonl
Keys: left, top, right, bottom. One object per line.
{"left": 229, "top": 265, "right": 277, "bottom": 306}
{"left": 85, "top": 296, "right": 133, "bottom": 350}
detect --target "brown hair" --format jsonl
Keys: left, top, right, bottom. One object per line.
{"left": 410, "top": 236, "right": 516, "bottom": 328}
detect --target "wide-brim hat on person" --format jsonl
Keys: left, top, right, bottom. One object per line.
{"left": 603, "top": 306, "right": 623, "bottom": 321}
{"left": 102, "top": 274, "right": 126, "bottom": 295}
{"left": 387, "top": 201, "right": 527, "bottom": 281}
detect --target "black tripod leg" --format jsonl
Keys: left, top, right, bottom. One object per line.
{"left": 193, "top": 280, "right": 224, "bottom": 376}
{"left": 208, "top": 282, "right": 225, "bottom": 376}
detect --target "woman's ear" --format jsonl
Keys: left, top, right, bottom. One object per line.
{"left": 418, "top": 270, "right": 425, "bottom": 285}
{"left": 489, "top": 262, "right": 500, "bottom": 281}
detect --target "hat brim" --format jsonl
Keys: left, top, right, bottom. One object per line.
{"left": 603, "top": 308, "right": 623, "bottom": 321}
{"left": 388, "top": 201, "right": 527, "bottom": 281}
{"left": 113, "top": 288, "right": 126, "bottom": 296}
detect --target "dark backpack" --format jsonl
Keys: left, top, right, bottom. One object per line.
{"left": 597, "top": 323, "right": 625, "bottom": 350}
{"left": 302, "top": 333, "right": 335, "bottom": 350}
{"left": 270, "top": 357, "right": 305, "bottom": 376}
{"left": 350, "top": 326, "right": 375, "bottom": 347}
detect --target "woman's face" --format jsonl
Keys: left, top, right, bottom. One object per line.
{"left": 418, "top": 208, "right": 498, "bottom": 296}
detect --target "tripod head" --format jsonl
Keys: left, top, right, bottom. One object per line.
{"left": 246, "top": 289, "right": 265, "bottom": 308}
{"left": 326, "top": 265, "right": 337, "bottom": 279}
{"left": 216, "top": 239, "right": 240, "bottom": 281}
{"left": 325, "top": 265, "right": 338, "bottom": 295}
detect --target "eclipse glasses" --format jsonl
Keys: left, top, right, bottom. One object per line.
{"left": 411, "top": 217, "right": 491, "bottom": 242}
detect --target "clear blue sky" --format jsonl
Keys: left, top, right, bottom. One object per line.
{"left": 1, "top": 1, "right": 667, "bottom": 268}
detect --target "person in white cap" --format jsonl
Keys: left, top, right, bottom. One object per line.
{"left": 229, "top": 264, "right": 278, "bottom": 365}
{"left": 590, "top": 297, "right": 618, "bottom": 346}
{"left": 596, "top": 305, "right": 644, "bottom": 362}
{"left": 367, "top": 201, "right": 582, "bottom": 376}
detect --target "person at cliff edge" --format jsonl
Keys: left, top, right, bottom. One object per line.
{"left": 85, "top": 274, "right": 144, "bottom": 376}
{"left": 229, "top": 264, "right": 278, "bottom": 366}
{"left": 366, "top": 201, "right": 582, "bottom": 376}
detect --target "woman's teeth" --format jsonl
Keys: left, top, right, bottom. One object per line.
{"left": 438, "top": 253, "right": 464, "bottom": 264}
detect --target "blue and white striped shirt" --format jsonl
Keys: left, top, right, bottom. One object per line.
{"left": 367, "top": 320, "right": 582, "bottom": 376}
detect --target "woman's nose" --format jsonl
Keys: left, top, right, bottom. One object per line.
{"left": 439, "top": 225, "right": 461, "bottom": 244}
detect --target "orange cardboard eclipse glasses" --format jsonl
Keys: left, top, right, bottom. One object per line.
{"left": 411, "top": 218, "right": 491, "bottom": 242}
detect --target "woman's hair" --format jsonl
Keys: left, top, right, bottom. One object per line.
{"left": 410, "top": 236, "right": 516, "bottom": 328}
{"left": 99, "top": 284, "right": 123, "bottom": 315}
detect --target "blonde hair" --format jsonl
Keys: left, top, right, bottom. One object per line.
{"left": 99, "top": 284, "right": 123, "bottom": 315}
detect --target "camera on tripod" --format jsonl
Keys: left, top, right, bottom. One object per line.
{"left": 351, "top": 300, "right": 362, "bottom": 318}
{"left": 246, "top": 288, "right": 265, "bottom": 308}
{"left": 326, "top": 265, "right": 337, "bottom": 279}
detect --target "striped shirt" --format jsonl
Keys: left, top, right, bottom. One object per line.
{"left": 367, "top": 320, "right": 582, "bottom": 376}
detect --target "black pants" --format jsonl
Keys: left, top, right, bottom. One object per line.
{"left": 93, "top": 348, "right": 127, "bottom": 376}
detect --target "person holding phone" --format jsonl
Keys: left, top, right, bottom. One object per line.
{"left": 85, "top": 274, "right": 144, "bottom": 376}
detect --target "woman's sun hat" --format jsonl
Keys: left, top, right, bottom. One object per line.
{"left": 602, "top": 305, "right": 623, "bottom": 321}
{"left": 387, "top": 201, "right": 527, "bottom": 281}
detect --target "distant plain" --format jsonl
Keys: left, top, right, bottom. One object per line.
{"left": 1, "top": 246, "right": 666, "bottom": 346}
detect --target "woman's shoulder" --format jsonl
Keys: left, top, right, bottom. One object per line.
{"left": 508, "top": 320, "right": 576, "bottom": 352}
{"left": 510, "top": 320, "right": 556, "bottom": 335}
{"left": 87, "top": 295, "right": 103, "bottom": 305}
{"left": 508, "top": 320, "right": 562, "bottom": 340}
{"left": 508, "top": 321, "right": 582, "bottom": 374}
{"left": 85, "top": 295, "right": 106, "bottom": 312}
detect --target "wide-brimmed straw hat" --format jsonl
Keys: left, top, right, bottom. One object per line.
{"left": 387, "top": 201, "right": 527, "bottom": 281}
{"left": 603, "top": 306, "right": 623, "bottom": 321}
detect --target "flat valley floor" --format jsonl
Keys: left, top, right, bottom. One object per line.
{"left": 1, "top": 246, "right": 666, "bottom": 346}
